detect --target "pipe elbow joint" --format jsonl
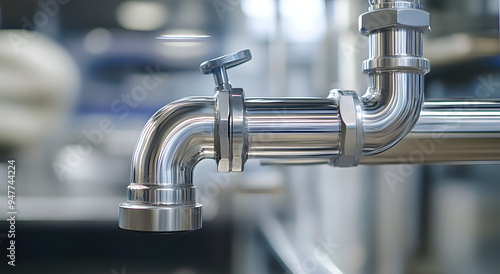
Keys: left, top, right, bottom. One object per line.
{"left": 119, "top": 97, "right": 215, "bottom": 232}
{"left": 358, "top": 0, "right": 430, "bottom": 157}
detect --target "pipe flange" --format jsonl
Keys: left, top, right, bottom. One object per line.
{"left": 329, "top": 90, "right": 364, "bottom": 167}
{"left": 215, "top": 88, "right": 247, "bottom": 172}
{"left": 215, "top": 89, "right": 232, "bottom": 172}
{"left": 362, "top": 57, "right": 430, "bottom": 74}
{"left": 231, "top": 88, "right": 247, "bottom": 172}
{"left": 119, "top": 203, "right": 202, "bottom": 232}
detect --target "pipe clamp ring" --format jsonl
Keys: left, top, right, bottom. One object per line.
{"left": 230, "top": 88, "right": 247, "bottom": 172}
{"left": 216, "top": 90, "right": 232, "bottom": 172}
{"left": 330, "top": 90, "right": 364, "bottom": 167}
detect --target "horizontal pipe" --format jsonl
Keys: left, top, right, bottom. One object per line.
{"left": 129, "top": 97, "right": 341, "bottom": 188}
{"left": 246, "top": 98, "right": 340, "bottom": 159}
{"left": 261, "top": 100, "right": 500, "bottom": 165}
{"left": 362, "top": 100, "right": 500, "bottom": 164}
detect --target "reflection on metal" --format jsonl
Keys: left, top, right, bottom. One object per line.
{"left": 119, "top": 0, "right": 500, "bottom": 232}
{"left": 362, "top": 101, "right": 500, "bottom": 164}
{"left": 119, "top": 95, "right": 342, "bottom": 232}
{"left": 359, "top": 0, "right": 430, "bottom": 156}
{"left": 200, "top": 49, "right": 252, "bottom": 172}
{"left": 119, "top": 98, "right": 215, "bottom": 232}
{"left": 261, "top": 100, "right": 500, "bottom": 165}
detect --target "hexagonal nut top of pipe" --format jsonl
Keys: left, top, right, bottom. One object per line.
{"left": 359, "top": 8, "right": 430, "bottom": 35}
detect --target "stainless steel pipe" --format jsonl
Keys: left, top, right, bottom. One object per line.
{"left": 360, "top": 0, "right": 430, "bottom": 156}
{"left": 119, "top": 1, "right": 499, "bottom": 233}
{"left": 362, "top": 100, "right": 500, "bottom": 164}
{"left": 119, "top": 0, "right": 434, "bottom": 232}
{"left": 119, "top": 96, "right": 342, "bottom": 231}
{"left": 119, "top": 98, "right": 215, "bottom": 232}
{"left": 246, "top": 98, "right": 340, "bottom": 159}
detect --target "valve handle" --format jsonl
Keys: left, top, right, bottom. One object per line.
{"left": 200, "top": 49, "right": 252, "bottom": 90}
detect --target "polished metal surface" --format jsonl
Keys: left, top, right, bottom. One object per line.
{"left": 119, "top": 203, "right": 202, "bottom": 232}
{"left": 246, "top": 98, "right": 340, "bottom": 160}
{"left": 231, "top": 88, "right": 247, "bottom": 172}
{"left": 119, "top": 97, "right": 215, "bottom": 232}
{"left": 119, "top": 96, "right": 342, "bottom": 232}
{"left": 368, "top": 0, "right": 422, "bottom": 10}
{"left": 360, "top": 0, "right": 430, "bottom": 156}
{"left": 329, "top": 90, "right": 364, "bottom": 167}
{"left": 200, "top": 49, "right": 252, "bottom": 90}
{"left": 119, "top": 2, "right": 500, "bottom": 233}
{"left": 361, "top": 72, "right": 425, "bottom": 156}
{"left": 216, "top": 90, "right": 232, "bottom": 172}
{"left": 362, "top": 100, "right": 500, "bottom": 164}
{"left": 202, "top": 49, "right": 251, "bottom": 172}
{"left": 359, "top": 8, "right": 430, "bottom": 35}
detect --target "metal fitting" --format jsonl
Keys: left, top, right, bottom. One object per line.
{"left": 215, "top": 89, "right": 232, "bottom": 172}
{"left": 201, "top": 49, "right": 251, "bottom": 172}
{"left": 230, "top": 88, "right": 247, "bottom": 172}
{"left": 362, "top": 56, "right": 431, "bottom": 74}
{"left": 329, "top": 90, "right": 364, "bottom": 167}
{"left": 368, "top": 0, "right": 422, "bottom": 10}
{"left": 359, "top": 8, "right": 430, "bottom": 35}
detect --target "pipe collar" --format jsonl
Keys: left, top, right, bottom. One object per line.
{"left": 329, "top": 90, "right": 364, "bottom": 167}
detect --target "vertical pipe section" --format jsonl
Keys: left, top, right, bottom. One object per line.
{"left": 360, "top": 1, "right": 430, "bottom": 156}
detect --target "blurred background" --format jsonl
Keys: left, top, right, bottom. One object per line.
{"left": 0, "top": 0, "right": 499, "bottom": 273}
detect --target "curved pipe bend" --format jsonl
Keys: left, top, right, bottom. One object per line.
{"left": 119, "top": 97, "right": 215, "bottom": 232}
{"left": 359, "top": 0, "right": 430, "bottom": 156}
{"left": 120, "top": 96, "right": 342, "bottom": 232}
{"left": 131, "top": 97, "right": 215, "bottom": 186}
{"left": 361, "top": 71, "right": 425, "bottom": 156}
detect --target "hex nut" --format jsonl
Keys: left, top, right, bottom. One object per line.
{"left": 359, "top": 8, "right": 430, "bottom": 35}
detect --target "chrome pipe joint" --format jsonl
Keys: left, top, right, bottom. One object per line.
{"left": 119, "top": 1, "right": 433, "bottom": 232}
{"left": 359, "top": 0, "right": 430, "bottom": 156}
{"left": 119, "top": 50, "right": 254, "bottom": 232}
